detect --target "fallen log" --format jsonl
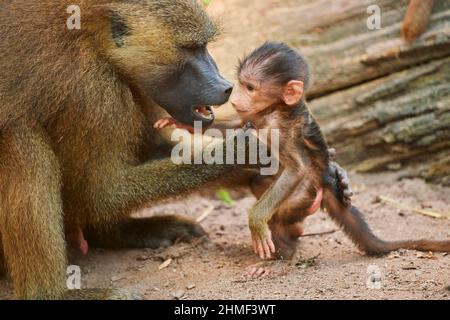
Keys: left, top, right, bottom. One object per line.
{"left": 310, "top": 57, "right": 450, "bottom": 185}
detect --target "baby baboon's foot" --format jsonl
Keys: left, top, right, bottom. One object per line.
{"left": 270, "top": 222, "right": 303, "bottom": 260}
{"left": 63, "top": 288, "right": 142, "bottom": 300}
{"left": 272, "top": 236, "right": 297, "bottom": 260}
{"left": 85, "top": 215, "right": 207, "bottom": 249}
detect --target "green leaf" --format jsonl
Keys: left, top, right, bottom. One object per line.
{"left": 216, "top": 188, "right": 236, "bottom": 207}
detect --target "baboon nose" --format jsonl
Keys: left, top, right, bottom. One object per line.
{"left": 223, "top": 81, "right": 234, "bottom": 99}
{"left": 224, "top": 86, "right": 233, "bottom": 98}
{"left": 214, "top": 78, "right": 234, "bottom": 104}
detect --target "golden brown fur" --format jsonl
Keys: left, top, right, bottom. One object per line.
{"left": 0, "top": 0, "right": 245, "bottom": 300}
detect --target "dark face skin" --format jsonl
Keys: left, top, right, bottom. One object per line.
{"left": 149, "top": 46, "right": 233, "bottom": 127}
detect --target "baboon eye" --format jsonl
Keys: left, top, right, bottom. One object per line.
{"left": 182, "top": 44, "right": 205, "bottom": 54}
{"left": 185, "top": 42, "right": 207, "bottom": 49}
{"left": 246, "top": 84, "right": 255, "bottom": 92}
{"left": 110, "top": 11, "right": 130, "bottom": 48}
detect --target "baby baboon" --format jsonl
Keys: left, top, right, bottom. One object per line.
{"left": 231, "top": 42, "right": 450, "bottom": 260}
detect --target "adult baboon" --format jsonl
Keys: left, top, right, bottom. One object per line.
{"left": 0, "top": 0, "right": 347, "bottom": 299}
{"left": 0, "top": 0, "right": 237, "bottom": 299}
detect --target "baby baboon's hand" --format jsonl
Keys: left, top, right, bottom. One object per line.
{"left": 252, "top": 232, "right": 276, "bottom": 260}
{"left": 242, "top": 121, "right": 258, "bottom": 140}
{"left": 243, "top": 121, "right": 256, "bottom": 131}
{"left": 327, "top": 161, "right": 353, "bottom": 206}
{"left": 249, "top": 217, "right": 276, "bottom": 259}
{"left": 328, "top": 148, "right": 353, "bottom": 204}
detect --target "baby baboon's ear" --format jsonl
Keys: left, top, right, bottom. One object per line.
{"left": 282, "top": 80, "right": 304, "bottom": 106}
{"left": 109, "top": 11, "right": 130, "bottom": 48}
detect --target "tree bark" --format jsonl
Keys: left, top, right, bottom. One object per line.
{"left": 310, "top": 57, "right": 450, "bottom": 185}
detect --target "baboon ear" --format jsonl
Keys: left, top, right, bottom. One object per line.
{"left": 109, "top": 11, "right": 130, "bottom": 48}
{"left": 282, "top": 80, "right": 304, "bottom": 106}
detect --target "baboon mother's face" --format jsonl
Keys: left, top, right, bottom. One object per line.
{"left": 103, "top": 1, "right": 233, "bottom": 127}
{"left": 147, "top": 44, "right": 233, "bottom": 127}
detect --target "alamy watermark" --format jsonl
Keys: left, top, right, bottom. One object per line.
{"left": 66, "top": 5, "right": 81, "bottom": 30}
{"left": 66, "top": 265, "right": 81, "bottom": 290}
{"left": 367, "top": 5, "right": 382, "bottom": 30}
{"left": 366, "top": 264, "right": 383, "bottom": 289}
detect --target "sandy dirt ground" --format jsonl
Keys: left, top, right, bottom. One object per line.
{"left": 1, "top": 171, "right": 449, "bottom": 300}
{"left": 1, "top": 0, "right": 449, "bottom": 300}
{"left": 84, "top": 172, "right": 449, "bottom": 300}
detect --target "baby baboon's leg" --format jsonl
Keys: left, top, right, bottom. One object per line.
{"left": 268, "top": 180, "right": 318, "bottom": 260}
{"left": 249, "top": 175, "right": 276, "bottom": 199}
{"left": 250, "top": 175, "right": 321, "bottom": 259}
{"left": 248, "top": 172, "right": 307, "bottom": 259}
{"left": 252, "top": 163, "right": 351, "bottom": 260}
{"left": 0, "top": 122, "right": 67, "bottom": 299}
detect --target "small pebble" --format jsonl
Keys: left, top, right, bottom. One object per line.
{"left": 172, "top": 290, "right": 185, "bottom": 300}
